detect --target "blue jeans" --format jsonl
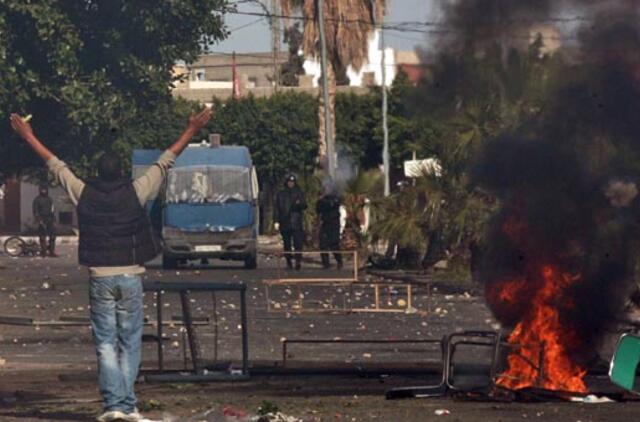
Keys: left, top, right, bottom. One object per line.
{"left": 90, "top": 274, "right": 143, "bottom": 413}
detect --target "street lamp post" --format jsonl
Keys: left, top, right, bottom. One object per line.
{"left": 371, "top": 0, "right": 390, "bottom": 196}
{"left": 381, "top": 21, "right": 390, "bottom": 197}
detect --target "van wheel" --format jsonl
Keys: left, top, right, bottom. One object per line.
{"left": 244, "top": 254, "right": 257, "bottom": 270}
{"left": 162, "top": 255, "right": 178, "bottom": 270}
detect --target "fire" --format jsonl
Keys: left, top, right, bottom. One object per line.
{"left": 491, "top": 278, "right": 527, "bottom": 304}
{"left": 496, "top": 265, "right": 588, "bottom": 393}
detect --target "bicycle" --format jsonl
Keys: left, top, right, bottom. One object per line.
{"left": 3, "top": 236, "right": 41, "bottom": 257}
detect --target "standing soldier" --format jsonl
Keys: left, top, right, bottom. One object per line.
{"left": 274, "top": 174, "right": 306, "bottom": 270}
{"left": 32, "top": 184, "right": 57, "bottom": 257}
{"left": 316, "top": 182, "right": 343, "bottom": 269}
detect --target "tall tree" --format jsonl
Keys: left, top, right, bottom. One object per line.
{"left": 280, "top": 0, "right": 384, "bottom": 165}
{"left": 279, "top": 22, "right": 306, "bottom": 86}
{"left": 0, "top": 0, "right": 228, "bottom": 177}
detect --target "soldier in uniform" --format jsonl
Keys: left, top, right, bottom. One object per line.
{"left": 32, "top": 184, "right": 57, "bottom": 257}
{"left": 316, "top": 182, "right": 343, "bottom": 269}
{"left": 274, "top": 174, "right": 307, "bottom": 270}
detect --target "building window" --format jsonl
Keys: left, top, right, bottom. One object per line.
{"left": 194, "top": 69, "right": 206, "bottom": 81}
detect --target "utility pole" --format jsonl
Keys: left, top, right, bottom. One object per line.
{"left": 271, "top": 0, "right": 280, "bottom": 92}
{"left": 377, "top": 3, "right": 390, "bottom": 197}
{"left": 317, "top": 0, "right": 335, "bottom": 179}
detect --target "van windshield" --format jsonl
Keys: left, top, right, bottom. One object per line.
{"left": 165, "top": 165, "right": 251, "bottom": 204}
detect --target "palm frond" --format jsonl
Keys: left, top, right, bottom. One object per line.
{"left": 280, "top": 0, "right": 385, "bottom": 71}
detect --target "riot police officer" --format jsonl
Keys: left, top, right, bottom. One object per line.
{"left": 274, "top": 174, "right": 307, "bottom": 269}
{"left": 316, "top": 182, "right": 343, "bottom": 269}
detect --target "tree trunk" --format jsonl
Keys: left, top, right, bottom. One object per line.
{"left": 318, "top": 63, "right": 337, "bottom": 168}
{"left": 422, "top": 230, "right": 445, "bottom": 269}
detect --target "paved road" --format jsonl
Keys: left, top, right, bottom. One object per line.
{"left": 0, "top": 244, "right": 493, "bottom": 367}
{"left": 1, "top": 245, "right": 636, "bottom": 421}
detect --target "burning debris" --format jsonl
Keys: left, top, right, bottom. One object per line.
{"left": 403, "top": 0, "right": 640, "bottom": 394}
{"left": 473, "top": 131, "right": 638, "bottom": 393}
{"left": 490, "top": 265, "right": 587, "bottom": 392}
{"left": 469, "top": 8, "right": 640, "bottom": 393}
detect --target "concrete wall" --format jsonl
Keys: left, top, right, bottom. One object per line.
{"left": 188, "top": 52, "right": 288, "bottom": 88}
{"left": 172, "top": 84, "right": 370, "bottom": 103}
{"left": 188, "top": 80, "right": 234, "bottom": 89}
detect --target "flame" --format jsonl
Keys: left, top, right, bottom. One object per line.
{"left": 488, "top": 278, "right": 527, "bottom": 304}
{"left": 495, "top": 265, "right": 587, "bottom": 393}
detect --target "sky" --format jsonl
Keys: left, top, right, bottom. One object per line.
{"left": 211, "top": 0, "right": 437, "bottom": 55}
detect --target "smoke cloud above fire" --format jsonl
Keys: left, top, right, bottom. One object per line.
{"left": 430, "top": 0, "right": 640, "bottom": 369}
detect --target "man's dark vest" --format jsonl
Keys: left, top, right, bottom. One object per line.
{"left": 77, "top": 180, "right": 159, "bottom": 267}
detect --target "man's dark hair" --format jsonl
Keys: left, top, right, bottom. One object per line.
{"left": 97, "top": 154, "right": 123, "bottom": 182}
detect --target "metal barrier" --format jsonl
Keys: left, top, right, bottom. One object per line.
{"left": 282, "top": 338, "right": 444, "bottom": 367}
{"left": 142, "top": 280, "right": 249, "bottom": 382}
{"left": 264, "top": 251, "right": 427, "bottom": 314}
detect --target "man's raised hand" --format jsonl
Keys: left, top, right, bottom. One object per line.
{"left": 8, "top": 113, "right": 54, "bottom": 162}
{"left": 10, "top": 113, "right": 34, "bottom": 140}
{"left": 169, "top": 107, "right": 214, "bottom": 156}
{"left": 187, "top": 107, "right": 213, "bottom": 132}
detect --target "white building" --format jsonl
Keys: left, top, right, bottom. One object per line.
{"left": 303, "top": 30, "right": 396, "bottom": 88}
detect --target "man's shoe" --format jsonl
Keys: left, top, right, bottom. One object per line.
{"left": 96, "top": 410, "right": 129, "bottom": 422}
{"left": 124, "top": 409, "right": 145, "bottom": 421}
{"left": 337, "top": 261, "right": 344, "bottom": 270}
{"left": 124, "top": 409, "right": 160, "bottom": 422}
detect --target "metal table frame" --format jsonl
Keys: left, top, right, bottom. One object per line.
{"left": 386, "top": 330, "right": 505, "bottom": 399}
{"left": 142, "top": 281, "right": 249, "bottom": 382}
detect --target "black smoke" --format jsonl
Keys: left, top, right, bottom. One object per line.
{"left": 438, "top": 0, "right": 554, "bottom": 51}
{"left": 473, "top": 133, "right": 636, "bottom": 363}
{"left": 470, "top": 6, "right": 640, "bottom": 364}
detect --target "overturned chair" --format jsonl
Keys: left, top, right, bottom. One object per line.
{"left": 386, "top": 330, "right": 506, "bottom": 399}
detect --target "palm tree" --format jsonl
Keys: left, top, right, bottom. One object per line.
{"left": 280, "top": 0, "right": 384, "bottom": 165}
